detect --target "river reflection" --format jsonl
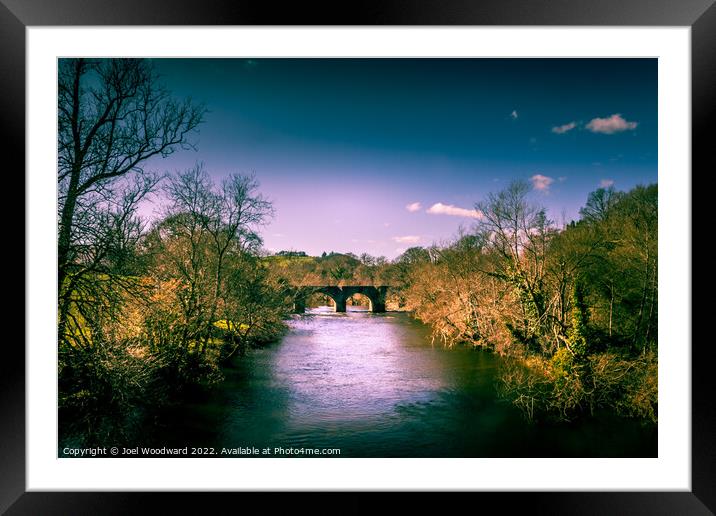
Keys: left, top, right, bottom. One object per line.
{"left": 153, "top": 308, "right": 657, "bottom": 457}
{"left": 275, "top": 308, "right": 447, "bottom": 425}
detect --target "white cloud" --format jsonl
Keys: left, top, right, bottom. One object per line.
{"left": 426, "top": 202, "right": 482, "bottom": 219}
{"left": 552, "top": 121, "right": 577, "bottom": 134}
{"left": 510, "top": 110, "right": 518, "bottom": 119}
{"left": 600, "top": 179, "right": 615, "bottom": 188}
{"left": 586, "top": 114, "right": 638, "bottom": 134}
{"left": 393, "top": 235, "right": 421, "bottom": 244}
{"left": 531, "top": 174, "right": 555, "bottom": 191}
{"left": 405, "top": 202, "right": 422, "bottom": 212}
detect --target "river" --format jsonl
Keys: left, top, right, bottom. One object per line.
{"left": 151, "top": 307, "right": 657, "bottom": 457}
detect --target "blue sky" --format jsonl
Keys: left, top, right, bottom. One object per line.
{"left": 143, "top": 58, "right": 657, "bottom": 259}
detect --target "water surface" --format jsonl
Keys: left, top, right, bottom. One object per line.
{"left": 153, "top": 307, "right": 656, "bottom": 457}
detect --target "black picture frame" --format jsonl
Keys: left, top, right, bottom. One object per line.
{"left": 3, "top": 0, "right": 712, "bottom": 513}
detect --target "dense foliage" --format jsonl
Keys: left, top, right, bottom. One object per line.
{"left": 58, "top": 60, "right": 288, "bottom": 446}
{"left": 394, "top": 181, "right": 658, "bottom": 423}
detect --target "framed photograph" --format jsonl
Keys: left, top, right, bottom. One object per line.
{"left": 5, "top": 0, "right": 712, "bottom": 512}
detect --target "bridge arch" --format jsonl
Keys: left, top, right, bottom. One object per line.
{"left": 341, "top": 286, "right": 386, "bottom": 313}
{"left": 345, "top": 291, "right": 374, "bottom": 311}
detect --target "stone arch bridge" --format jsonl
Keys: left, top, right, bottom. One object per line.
{"left": 292, "top": 285, "right": 388, "bottom": 313}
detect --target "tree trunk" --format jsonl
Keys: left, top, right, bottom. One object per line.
{"left": 608, "top": 283, "right": 614, "bottom": 338}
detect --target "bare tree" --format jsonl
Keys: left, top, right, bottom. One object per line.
{"left": 579, "top": 186, "right": 623, "bottom": 224}
{"left": 153, "top": 165, "right": 275, "bottom": 352}
{"left": 475, "top": 181, "right": 556, "bottom": 350}
{"left": 57, "top": 58, "right": 205, "bottom": 346}
{"left": 209, "top": 173, "right": 274, "bottom": 323}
